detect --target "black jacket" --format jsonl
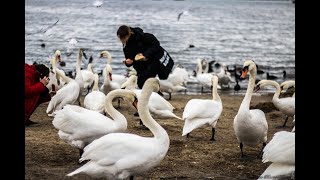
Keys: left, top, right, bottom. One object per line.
{"left": 123, "top": 27, "right": 163, "bottom": 74}
{"left": 122, "top": 27, "right": 166, "bottom": 88}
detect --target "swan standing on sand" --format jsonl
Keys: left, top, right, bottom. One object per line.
{"left": 46, "top": 58, "right": 80, "bottom": 116}
{"left": 67, "top": 78, "right": 170, "bottom": 179}
{"left": 233, "top": 60, "right": 268, "bottom": 158}
{"left": 254, "top": 80, "right": 295, "bottom": 127}
{"left": 121, "top": 75, "right": 182, "bottom": 120}
{"left": 53, "top": 89, "right": 138, "bottom": 157}
{"left": 259, "top": 131, "right": 295, "bottom": 179}
{"left": 182, "top": 75, "right": 222, "bottom": 141}
{"left": 84, "top": 73, "right": 106, "bottom": 114}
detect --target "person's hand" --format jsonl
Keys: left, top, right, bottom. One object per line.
{"left": 40, "top": 76, "right": 49, "bottom": 86}
{"left": 135, "top": 53, "right": 146, "bottom": 61}
{"left": 123, "top": 58, "right": 134, "bottom": 65}
{"left": 49, "top": 90, "right": 56, "bottom": 97}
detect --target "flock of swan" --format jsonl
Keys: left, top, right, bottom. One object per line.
{"left": 36, "top": 48, "right": 295, "bottom": 179}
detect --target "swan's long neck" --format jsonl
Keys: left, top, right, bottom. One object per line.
{"left": 240, "top": 67, "right": 256, "bottom": 111}
{"left": 269, "top": 81, "right": 281, "bottom": 101}
{"left": 87, "top": 63, "right": 93, "bottom": 72}
{"left": 139, "top": 84, "right": 169, "bottom": 142}
{"left": 92, "top": 74, "right": 99, "bottom": 91}
{"left": 75, "top": 50, "right": 84, "bottom": 89}
{"left": 104, "top": 89, "right": 128, "bottom": 128}
{"left": 212, "top": 78, "right": 220, "bottom": 101}
{"left": 196, "top": 59, "right": 203, "bottom": 76}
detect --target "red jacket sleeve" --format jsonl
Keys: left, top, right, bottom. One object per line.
{"left": 25, "top": 75, "right": 48, "bottom": 98}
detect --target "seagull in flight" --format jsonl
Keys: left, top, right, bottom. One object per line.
{"left": 177, "top": 10, "right": 188, "bottom": 21}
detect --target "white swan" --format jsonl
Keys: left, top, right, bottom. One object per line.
{"left": 280, "top": 80, "right": 295, "bottom": 97}
{"left": 84, "top": 73, "right": 106, "bottom": 114}
{"left": 158, "top": 78, "right": 187, "bottom": 100}
{"left": 74, "top": 48, "right": 87, "bottom": 106}
{"left": 67, "top": 78, "right": 170, "bottom": 179}
{"left": 259, "top": 131, "right": 295, "bottom": 179}
{"left": 233, "top": 60, "right": 268, "bottom": 158}
{"left": 49, "top": 50, "right": 66, "bottom": 88}
{"left": 46, "top": 60, "right": 80, "bottom": 116}
{"left": 255, "top": 80, "right": 295, "bottom": 127}
{"left": 81, "top": 55, "right": 95, "bottom": 95}
{"left": 100, "top": 50, "right": 128, "bottom": 86}
{"left": 100, "top": 63, "right": 121, "bottom": 95}
{"left": 122, "top": 75, "right": 182, "bottom": 120}
{"left": 182, "top": 75, "right": 222, "bottom": 140}
{"left": 53, "top": 88, "right": 138, "bottom": 155}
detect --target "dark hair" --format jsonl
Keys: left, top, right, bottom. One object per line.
{"left": 117, "top": 25, "right": 131, "bottom": 39}
{"left": 34, "top": 64, "right": 49, "bottom": 78}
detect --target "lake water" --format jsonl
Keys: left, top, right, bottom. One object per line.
{"left": 25, "top": 0, "right": 295, "bottom": 94}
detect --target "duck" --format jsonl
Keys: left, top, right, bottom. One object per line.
{"left": 84, "top": 73, "right": 106, "bottom": 114}
{"left": 266, "top": 72, "right": 278, "bottom": 80}
{"left": 234, "top": 80, "right": 241, "bottom": 94}
{"left": 182, "top": 75, "right": 222, "bottom": 141}
{"left": 259, "top": 131, "right": 295, "bottom": 179}
{"left": 121, "top": 75, "right": 182, "bottom": 120}
{"left": 254, "top": 80, "right": 295, "bottom": 127}
{"left": 52, "top": 88, "right": 138, "bottom": 157}
{"left": 233, "top": 60, "right": 268, "bottom": 158}
{"left": 67, "top": 78, "right": 170, "bottom": 179}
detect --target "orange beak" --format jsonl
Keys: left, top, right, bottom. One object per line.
{"left": 241, "top": 69, "right": 248, "bottom": 78}
{"left": 132, "top": 97, "right": 138, "bottom": 110}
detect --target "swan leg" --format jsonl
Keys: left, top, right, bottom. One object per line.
{"left": 186, "top": 133, "right": 190, "bottom": 138}
{"left": 201, "top": 86, "right": 204, "bottom": 94}
{"left": 257, "top": 142, "right": 266, "bottom": 159}
{"left": 169, "top": 93, "right": 172, "bottom": 100}
{"left": 240, "top": 142, "right": 245, "bottom": 158}
{"left": 209, "top": 128, "right": 216, "bottom": 141}
{"left": 282, "top": 115, "right": 289, "bottom": 127}
{"left": 130, "top": 176, "right": 134, "bottom": 180}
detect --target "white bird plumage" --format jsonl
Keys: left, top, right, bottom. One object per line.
{"left": 182, "top": 75, "right": 222, "bottom": 140}
{"left": 52, "top": 88, "right": 138, "bottom": 153}
{"left": 84, "top": 73, "right": 106, "bottom": 114}
{"left": 122, "top": 75, "right": 182, "bottom": 120}
{"left": 259, "top": 131, "right": 295, "bottom": 179}
{"left": 46, "top": 56, "right": 80, "bottom": 116}
{"left": 67, "top": 78, "right": 169, "bottom": 179}
{"left": 255, "top": 79, "right": 295, "bottom": 127}
{"left": 233, "top": 60, "right": 268, "bottom": 158}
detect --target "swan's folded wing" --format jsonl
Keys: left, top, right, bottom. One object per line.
{"left": 183, "top": 99, "right": 221, "bottom": 120}
{"left": 81, "top": 133, "right": 155, "bottom": 166}
{"left": 263, "top": 131, "right": 295, "bottom": 164}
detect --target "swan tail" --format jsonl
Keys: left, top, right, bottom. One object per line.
{"left": 67, "top": 165, "right": 86, "bottom": 177}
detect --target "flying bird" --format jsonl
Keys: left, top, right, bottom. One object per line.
{"left": 93, "top": 0, "right": 103, "bottom": 7}
{"left": 177, "top": 10, "right": 188, "bottom": 21}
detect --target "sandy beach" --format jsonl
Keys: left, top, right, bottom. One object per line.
{"left": 25, "top": 91, "right": 294, "bottom": 180}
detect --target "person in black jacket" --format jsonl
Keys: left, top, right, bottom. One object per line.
{"left": 117, "top": 25, "right": 164, "bottom": 89}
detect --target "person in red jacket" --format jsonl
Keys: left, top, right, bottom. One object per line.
{"left": 25, "top": 63, "right": 52, "bottom": 127}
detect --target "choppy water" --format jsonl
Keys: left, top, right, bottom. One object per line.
{"left": 25, "top": 0, "right": 295, "bottom": 94}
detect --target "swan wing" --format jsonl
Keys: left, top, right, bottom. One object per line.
{"left": 262, "top": 131, "right": 295, "bottom": 164}
{"left": 53, "top": 105, "right": 117, "bottom": 141}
